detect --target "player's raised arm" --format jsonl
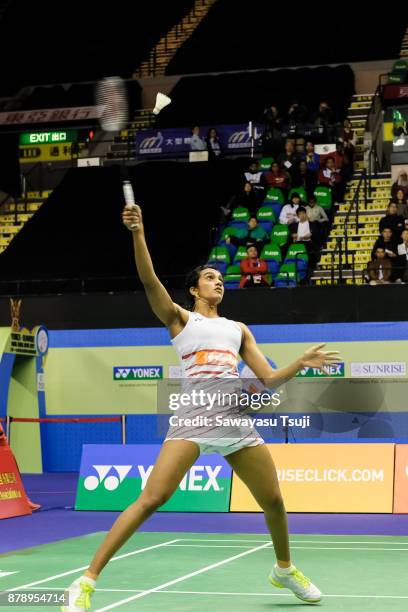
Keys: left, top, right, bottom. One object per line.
{"left": 238, "top": 323, "right": 340, "bottom": 386}
{"left": 122, "top": 203, "right": 187, "bottom": 331}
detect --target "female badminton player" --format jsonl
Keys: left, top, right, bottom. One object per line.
{"left": 63, "top": 202, "right": 340, "bottom": 610}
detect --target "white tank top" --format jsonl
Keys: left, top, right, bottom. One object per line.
{"left": 171, "top": 311, "right": 242, "bottom": 379}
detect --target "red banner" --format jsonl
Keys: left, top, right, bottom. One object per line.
{"left": 0, "top": 446, "right": 31, "bottom": 519}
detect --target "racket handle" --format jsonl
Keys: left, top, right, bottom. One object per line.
{"left": 123, "top": 181, "right": 138, "bottom": 229}
{"left": 123, "top": 180, "right": 135, "bottom": 206}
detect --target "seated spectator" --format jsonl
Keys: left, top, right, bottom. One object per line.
{"left": 239, "top": 245, "right": 270, "bottom": 288}
{"left": 263, "top": 104, "right": 282, "bottom": 133}
{"left": 306, "top": 195, "right": 329, "bottom": 244}
{"left": 391, "top": 170, "right": 408, "bottom": 199}
{"left": 244, "top": 161, "right": 267, "bottom": 200}
{"left": 366, "top": 248, "right": 393, "bottom": 285}
{"left": 246, "top": 217, "right": 269, "bottom": 247}
{"left": 312, "top": 100, "right": 336, "bottom": 139}
{"left": 334, "top": 141, "right": 352, "bottom": 183}
{"left": 190, "top": 126, "right": 206, "bottom": 151}
{"left": 277, "top": 140, "right": 300, "bottom": 177}
{"left": 288, "top": 206, "right": 319, "bottom": 267}
{"left": 279, "top": 193, "right": 301, "bottom": 225}
{"left": 341, "top": 118, "right": 355, "bottom": 147}
{"left": 206, "top": 128, "right": 222, "bottom": 159}
{"left": 318, "top": 156, "right": 344, "bottom": 203}
{"left": 302, "top": 141, "right": 320, "bottom": 172}
{"left": 222, "top": 182, "right": 262, "bottom": 221}
{"left": 391, "top": 188, "right": 408, "bottom": 220}
{"left": 262, "top": 104, "right": 283, "bottom": 155}
{"left": 379, "top": 202, "right": 405, "bottom": 238}
{"left": 225, "top": 217, "right": 269, "bottom": 249}
{"left": 292, "top": 159, "right": 317, "bottom": 196}
{"left": 371, "top": 227, "right": 399, "bottom": 260}
{"left": 397, "top": 229, "right": 408, "bottom": 282}
{"left": 265, "top": 162, "right": 291, "bottom": 193}
{"left": 286, "top": 101, "right": 308, "bottom": 129}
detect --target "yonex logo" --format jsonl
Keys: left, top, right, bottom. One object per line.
{"left": 113, "top": 366, "right": 163, "bottom": 380}
{"left": 84, "top": 465, "right": 223, "bottom": 492}
{"left": 297, "top": 363, "right": 345, "bottom": 378}
{"left": 84, "top": 465, "right": 132, "bottom": 491}
{"left": 139, "top": 465, "right": 223, "bottom": 491}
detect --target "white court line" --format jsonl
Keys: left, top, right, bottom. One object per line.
{"left": 169, "top": 543, "right": 408, "bottom": 552}
{"left": 180, "top": 537, "right": 408, "bottom": 545}
{"left": 142, "top": 590, "right": 408, "bottom": 600}
{"left": 8, "top": 539, "right": 180, "bottom": 592}
{"left": 169, "top": 540, "right": 408, "bottom": 552}
{"left": 93, "top": 541, "right": 272, "bottom": 611}
{"left": 33, "top": 587, "right": 408, "bottom": 599}
{"left": 168, "top": 544, "right": 256, "bottom": 548}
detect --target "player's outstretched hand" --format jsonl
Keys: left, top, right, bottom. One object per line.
{"left": 301, "top": 343, "right": 341, "bottom": 372}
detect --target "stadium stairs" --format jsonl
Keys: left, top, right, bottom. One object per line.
{"left": 311, "top": 94, "right": 391, "bottom": 285}
{"left": 136, "top": 0, "right": 218, "bottom": 78}
{"left": 0, "top": 191, "right": 52, "bottom": 255}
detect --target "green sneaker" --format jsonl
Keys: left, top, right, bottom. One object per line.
{"left": 61, "top": 577, "right": 95, "bottom": 611}
{"left": 269, "top": 564, "right": 322, "bottom": 603}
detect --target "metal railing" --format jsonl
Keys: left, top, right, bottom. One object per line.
{"left": 366, "top": 73, "right": 390, "bottom": 174}
{"left": 343, "top": 170, "right": 367, "bottom": 267}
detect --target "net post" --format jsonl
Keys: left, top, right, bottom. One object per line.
{"left": 121, "top": 415, "right": 127, "bottom": 444}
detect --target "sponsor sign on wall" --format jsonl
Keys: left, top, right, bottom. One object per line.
{"left": 75, "top": 444, "right": 232, "bottom": 512}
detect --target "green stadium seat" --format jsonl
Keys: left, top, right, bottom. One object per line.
{"left": 265, "top": 187, "right": 285, "bottom": 205}
{"left": 233, "top": 246, "right": 248, "bottom": 263}
{"left": 288, "top": 187, "right": 307, "bottom": 203}
{"left": 231, "top": 207, "right": 250, "bottom": 222}
{"left": 256, "top": 205, "right": 276, "bottom": 233}
{"left": 314, "top": 186, "right": 332, "bottom": 209}
{"left": 271, "top": 223, "right": 289, "bottom": 246}
{"left": 208, "top": 246, "right": 230, "bottom": 264}
{"left": 259, "top": 156, "right": 274, "bottom": 171}
{"left": 389, "top": 60, "right": 408, "bottom": 83}
{"left": 261, "top": 242, "right": 282, "bottom": 263}
{"left": 274, "top": 262, "right": 299, "bottom": 287}
{"left": 285, "top": 243, "right": 308, "bottom": 260}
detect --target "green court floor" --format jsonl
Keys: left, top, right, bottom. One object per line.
{"left": 1, "top": 532, "right": 407, "bottom": 610}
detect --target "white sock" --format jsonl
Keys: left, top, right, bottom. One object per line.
{"left": 78, "top": 576, "right": 96, "bottom": 588}
{"left": 275, "top": 563, "right": 295, "bottom": 575}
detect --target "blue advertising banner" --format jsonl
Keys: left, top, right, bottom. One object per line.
{"left": 135, "top": 124, "right": 262, "bottom": 156}
{"left": 75, "top": 444, "right": 233, "bottom": 511}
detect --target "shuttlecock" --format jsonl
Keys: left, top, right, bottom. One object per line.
{"left": 153, "top": 92, "right": 171, "bottom": 115}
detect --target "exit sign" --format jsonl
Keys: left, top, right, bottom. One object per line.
{"left": 19, "top": 130, "right": 78, "bottom": 145}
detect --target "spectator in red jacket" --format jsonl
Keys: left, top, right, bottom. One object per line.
{"left": 265, "top": 162, "right": 291, "bottom": 194}
{"left": 239, "top": 245, "right": 270, "bottom": 288}
{"left": 318, "top": 156, "right": 344, "bottom": 204}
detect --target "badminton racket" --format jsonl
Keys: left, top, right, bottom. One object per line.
{"left": 95, "top": 76, "right": 128, "bottom": 132}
